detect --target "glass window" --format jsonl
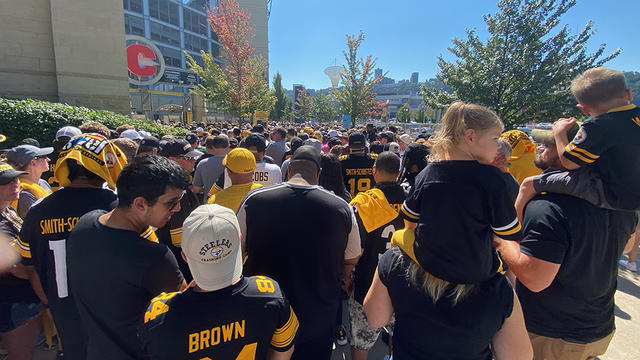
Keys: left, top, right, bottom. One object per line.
{"left": 150, "top": 21, "right": 180, "bottom": 47}
{"left": 149, "top": 0, "right": 180, "bottom": 26}
{"left": 157, "top": 45, "right": 183, "bottom": 68}
{"left": 211, "top": 42, "right": 220, "bottom": 58}
{"left": 124, "top": 14, "right": 145, "bottom": 36}
{"left": 184, "top": 33, "right": 208, "bottom": 52}
{"left": 123, "top": 0, "right": 143, "bottom": 13}
{"left": 183, "top": 8, "right": 208, "bottom": 36}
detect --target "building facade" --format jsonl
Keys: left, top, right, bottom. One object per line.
{"left": 0, "top": 0, "right": 268, "bottom": 122}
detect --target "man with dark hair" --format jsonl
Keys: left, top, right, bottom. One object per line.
{"left": 137, "top": 136, "right": 160, "bottom": 157}
{"left": 192, "top": 135, "right": 230, "bottom": 200}
{"left": 67, "top": 155, "right": 188, "bottom": 360}
{"left": 239, "top": 146, "right": 361, "bottom": 360}
{"left": 266, "top": 127, "right": 289, "bottom": 166}
{"left": 365, "top": 124, "right": 377, "bottom": 143}
{"left": 19, "top": 134, "right": 124, "bottom": 360}
{"left": 497, "top": 128, "right": 638, "bottom": 360}
{"left": 185, "top": 132, "right": 199, "bottom": 150}
{"left": 157, "top": 139, "right": 202, "bottom": 281}
{"left": 339, "top": 132, "right": 377, "bottom": 197}
{"left": 348, "top": 151, "right": 405, "bottom": 360}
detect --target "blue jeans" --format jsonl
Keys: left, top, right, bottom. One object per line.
{"left": 0, "top": 302, "right": 42, "bottom": 332}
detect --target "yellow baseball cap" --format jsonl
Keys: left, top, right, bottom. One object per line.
{"left": 500, "top": 130, "right": 535, "bottom": 160}
{"left": 222, "top": 148, "right": 255, "bottom": 174}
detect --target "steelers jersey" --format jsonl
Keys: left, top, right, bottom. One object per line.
{"left": 339, "top": 153, "right": 377, "bottom": 197}
{"left": 140, "top": 276, "right": 298, "bottom": 360}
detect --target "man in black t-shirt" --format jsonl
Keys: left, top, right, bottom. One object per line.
{"left": 238, "top": 146, "right": 361, "bottom": 360}
{"left": 339, "top": 132, "right": 377, "bottom": 197}
{"left": 67, "top": 156, "right": 189, "bottom": 360}
{"left": 348, "top": 152, "right": 405, "bottom": 360}
{"left": 497, "top": 136, "right": 638, "bottom": 360}
{"left": 20, "top": 134, "right": 122, "bottom": 360}
{"left": 140, "top": 204, "right": 298, "bottom": 360}
{"left": 157, "top": 139, "right": 202, "bottom": 282}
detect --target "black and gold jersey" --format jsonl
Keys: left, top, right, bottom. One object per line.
{"left": 140, "top": 276, "right": 298, "bottom": 360}
{"left": 339, "top": 153, "right": 377, "bottom": 197}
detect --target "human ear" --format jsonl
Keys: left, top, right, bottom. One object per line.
{"left": 464, "top": 129, "right": 475, "bottom": 144}
{"left": 131, "top": 197, "right": 148, "bottom": 212}
{"left": 576, "top": 104, "right": 590, "bottom": 115}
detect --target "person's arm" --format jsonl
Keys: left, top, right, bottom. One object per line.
{"left": 497, "top": 238, "right": 560, "bottom": 292}
{"left": 553, "top": 118, "right": 581, "bottom": 170}
{"left": 343, "top": 207, "right": 361, "bottom": 292}
{"left": 363, "top": 269, "right": 393, "bottom": 328}
{"left": 491, "top": 290, "right": 533, "bottom": 360}
{"left": 267, "top": 347, "right": 294, "bottom": 360}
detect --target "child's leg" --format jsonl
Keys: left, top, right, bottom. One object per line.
{"left": 531, "top": 167, "right": 612, "bottom": 208}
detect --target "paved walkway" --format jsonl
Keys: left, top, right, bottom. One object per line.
{"left": 30, "top": 267, "right": 640, "bottom": 360}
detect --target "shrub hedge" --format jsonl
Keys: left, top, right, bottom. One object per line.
{"left": 0, "top": 98, "right": 188, "bottom": 147}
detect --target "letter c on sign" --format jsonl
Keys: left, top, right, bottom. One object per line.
{"left": 127, "top": 44, "right": 157, "bottom": 77}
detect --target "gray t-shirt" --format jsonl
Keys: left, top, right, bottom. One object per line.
{"left": 265, "top": 140, "right": 288, "bottom": 167}
{"left": 193, "top": 155, "right": 226, "bottom": 201}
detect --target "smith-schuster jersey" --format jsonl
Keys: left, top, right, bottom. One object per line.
{"left": 140, "top": 276, "right": 298, "bottom": 360}
{"left": 339, "top": 153, "right": 377, "bottom": 197}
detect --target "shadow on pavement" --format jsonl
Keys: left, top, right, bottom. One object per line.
{"left": 614, "top": 304, "right": 631, "bottom": 320}
{"left": 616, "top": 270, "right": 640, "bottom": 299}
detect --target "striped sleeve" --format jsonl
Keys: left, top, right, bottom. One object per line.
{"left": 491, "top": 218, "right": 522, "bottom": 239}
{"left": 13, "top": 236, "right": 31, "bottom": 259}
{"left": 169, "top": 227, "right": 182, "bottom": 247}
{"left": 270, "top": 306, "right": 299, "bottom": 351}
{"left": 562, "top": 123, "right": 605, "bottom": 166}
{"left": 141, "top": 226, "right": 158, "bottom": 243}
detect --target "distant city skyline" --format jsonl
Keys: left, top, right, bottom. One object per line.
{"left": 267, "top": 0, "right": 639, "bottom": 90}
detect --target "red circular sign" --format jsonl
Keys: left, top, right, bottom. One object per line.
{"left": 125, "top": 36, "right": 165, "bottom": 86}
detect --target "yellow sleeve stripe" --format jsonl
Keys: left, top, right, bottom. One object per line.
{"left": 169, "top": 227, "right": 182, "bottom": 235}
{"left": 10, "top": 238, "right": 31, "bottom": 259}
{"left": 564, "top": 144, "right": 597, "bottom": 164}
{"left": 141, "top": 227, "right": 158, "bottom": 243}
{"left": 401, "top": 205, "right": 419, "bottom": 220}
{"left": 566, "top": 143, "right": 599, "bottom": 160}
{"left": 16, "top": 236, "right": 30, "bottom": 251}
{"left": 493, "top": 222, "right": 522, "bottom": 237}
{"left": 170, "top": 232, "right": 182, "bottom": 247}
{"left": 271, "top": 307, "right": 299, "bottom": 348}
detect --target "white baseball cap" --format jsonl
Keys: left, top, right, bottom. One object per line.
{"left": 120, "top": 129, "right": 143, "bottom": 140}
{"left": 398, "top": 134, "right": 412, "bottom": 145}
{"left": 56, "top": 126, "right": 82, "bottom": 139}
{"left": 182, "top": 204, "right": 242, "bottom": 291}
{"left": 328, "top": 129, "right": 339, "bottom": 137}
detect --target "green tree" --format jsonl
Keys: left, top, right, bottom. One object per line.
{"left": 397, "top": 103, "right": 411, "bottom": 123}
{"left": 294, "top": 89, "right": 313, "bottom": 122}
{"left": 331, "top": 31, "right": 383, "bottom": 128}
{"left": 425, "top": 0, "right": 620, "bottom": 128}
{"left": 310, "top": 92, "right": 338, "bottom": 122}
{"left": 270, "top": 72, "right": 287, "bottom": 120}
{"left": 624, "top": 71, "right": 640, "bottom": 107}
{"left": 281, "top": 94, "right": 293, "bottom": 122}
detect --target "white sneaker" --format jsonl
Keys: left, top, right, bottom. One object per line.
{"left": 619, "top": 259, "right": 637, "bottom": 272}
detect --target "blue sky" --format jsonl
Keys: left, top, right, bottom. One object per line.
{"left": 266, "top": 0, "right": 639, "bottom": 90}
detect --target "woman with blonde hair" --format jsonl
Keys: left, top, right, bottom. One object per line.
{"left": 364, "top": 102, "right": 532, "bottom": 359}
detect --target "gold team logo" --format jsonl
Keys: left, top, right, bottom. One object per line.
{"left": 105, "top": 152, "right": 117, "bottom": 168}
{"left": 572, "top": 127, "right": 586, "bottom": 145}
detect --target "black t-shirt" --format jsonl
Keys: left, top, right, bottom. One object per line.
{"left": 19, "top": 187, "right": 118, "bottom": 357}
{"left": 339, "top": 153, "right": 377, "bottom": 197}
{"left": 401, "top": 161, "right": 522, "bottom": 284}
{"left": 353, "top": 182, "right": 406, "bottom": 304}
{"left": 156, "top": 188, "right": 200, "bottom": 282}
{"left": 240, "top": 183, "right": 357, "bottom": 342}
{"left": 67, "top": 210, "right": 184, "bottom": 360}
{"left": 517, "top": 193, "right": 637, "bottom": 342}
{"left": 563, "top": 104, "right": 640, "bottom": 209}
{"left": 42, "top": 151, "right": 60, "bottom": 191}
{"left": 501, "top": 172, "right": 520, "bottom": 205}
{"left": 140, "top": 276, "right": 298, "bottom": 360}
{"left": 379, "top": 247, "right": 513, "bottom": 360}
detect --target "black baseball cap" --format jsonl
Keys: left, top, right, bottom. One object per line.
{"left": 290, "top": 145, "right": 321, "bottom": 170}
{"left": 185, "top": 133, "right": 199, "bottom": 145}
{"left": 0, "top": 161, "right": 27, "bottom": 185}
{"left": 159, "top": 139, "right": 203, "bottom": 158}
{"left": 251, "top": 124, "right": 265, "bottom": 133}
{"left": 349, "top": 132, "right": 366, "bottom": 147}
{"left": 140, "top": 136, "right": 159, "bottom": 150}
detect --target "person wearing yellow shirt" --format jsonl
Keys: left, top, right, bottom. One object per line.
{"left": 208, "top": 148, "right": 262, "bottom": 212}
{"left": 5, "top": 145, "right": 54, "bottom": 218}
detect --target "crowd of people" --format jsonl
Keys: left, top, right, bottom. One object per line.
{"left": 0, "top": 66, "right": 638, "bottom": 360}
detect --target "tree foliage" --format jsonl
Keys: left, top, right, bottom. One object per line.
{"left": 331, "top": 31, "right": 383, "bottom": 128}
{"left": 426, "top": 0, "right": 620, "bottom": 128}
{"left": 294, "top": 89, "right": 313, "bottom": 122}
{"left": 310, "top": 92, "right": 338, "bottom": 122}
{"left": 186, "top": 0, "right": 273, "bottom": 121}
{"left": 397, "top": 103, "right": 411, "bottom": 123}
{"left": 624, "top": 71, "right": 640, "bottom": 107}
{"left": 270, "top": 72, "right": 287, "bottom": 120}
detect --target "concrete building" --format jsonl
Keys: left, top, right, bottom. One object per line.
{"left": 0, "top": 0, "right": 269, "bottom": 122}
{"left": 410, "top": 72, "right": 419, "bottom": 84}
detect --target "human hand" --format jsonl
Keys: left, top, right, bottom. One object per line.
{"left": 552, "top": 118, "right": 576, "bottom": 138}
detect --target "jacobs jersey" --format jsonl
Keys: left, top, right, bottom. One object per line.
{"left": 339, "top": 153, "right": 377, "bottom": 197}
{"left": 208, "top": 162, "right": 282, "bottom": 200}
{"left": 140, "top": 276, "right": 298, "bottom": 360}
{"left": 19, "top": 187, "right": 118, "bottom": 360}
{"left": 351, "top": 183, "right": 407, "bottom": 304}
